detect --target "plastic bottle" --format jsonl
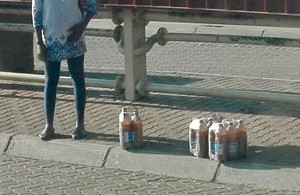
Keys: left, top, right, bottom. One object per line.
{"left": 215, "top": 123, "right": 227, "bottom": 162}
{"left": 131, "top": 108, "right": 143, "bottom": 148}
{"left": 236, "top": 120, "right": 248, "bottom": 158}
{"left": 119, "top": 108, "right": 135, "bottom": 150}
{"left": 189, "top": 119, "right": 198, "bottom": 156}
{"left": 196, "top": 119, "right": 208, "bottom": 158}
{"left": 208, "top": 123, "right": 216, "bottom": 160}
{"left": 226, "top": 121, "right": 239, "bottom": 160}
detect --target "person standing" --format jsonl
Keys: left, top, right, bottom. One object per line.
{"left": 32, "top": 0, "right": 98, "bottom": 140}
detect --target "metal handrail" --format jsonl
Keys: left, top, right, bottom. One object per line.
{"left": 1, "top": 1, "right": 300, "bottom": 103}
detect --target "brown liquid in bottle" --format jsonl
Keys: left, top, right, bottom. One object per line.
{"left": 196, "top": 119, "right": 208, "bottom": 158}
{"left": 208, "top": 125, "right": 216, "bottom": 160}
{"left": 236, "top": 120, "right": 248, "bottom": 158}
{"left": 215, "top": 124, "right": 227, "bottom": 162}
{"left": 119, "top": 108, "right": 135, "bottom": 150}
{"left": 131, "top": 109, "right": 143, "bottom": 148}
{"left": 226, "top": 122, "right": 239, "bottom": 160}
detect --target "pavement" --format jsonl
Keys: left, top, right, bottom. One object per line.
{"left": 2, "top": 155, "right": 294, "bottom": 195}
{"left": 0, "top": 19, "right": 300, "bottom": 193}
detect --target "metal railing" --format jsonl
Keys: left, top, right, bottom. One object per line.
{"left": 1, "top": 1, "right": 300, "bottom": 103}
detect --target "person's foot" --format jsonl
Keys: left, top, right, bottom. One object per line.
{"left": 39, "top": 125, "right": 55, "bottom": 141}
{"left": 71, "top": 126, "right": 87, "bottom": 140}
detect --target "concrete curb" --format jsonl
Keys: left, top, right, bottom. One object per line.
{"left": 0, "top": 133, "right": 12, "bottom": 154}
{"left": 5, "top": 134, "right": 111, "bottom": 167}
{"left": 1, "top": 133, "right": 300, "bottom": 192}
{"left": 105, "top": 146, "right": 219, "bottom": 182}
{"left": 217, "top": 163, "right": 300, "bottom": 191}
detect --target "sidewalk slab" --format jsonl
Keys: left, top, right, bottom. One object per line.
{"left": 217, "top": 162, "right": 300, "bottom": 191}
{"left": 0, "top": 133, "right": 11, "bottom": 154}
{"left": 105, "top": 146, "right": 219, "bottom": 182}
{"left": 5, "top": 134, "right": 112, "bottom": 167}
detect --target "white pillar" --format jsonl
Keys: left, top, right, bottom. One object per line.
{"left": 123, "top": 9, "right": 147, "bottom": 101}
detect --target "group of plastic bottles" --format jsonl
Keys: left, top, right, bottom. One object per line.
{"left": 189, "top": 115, "right": 248, "bottom": 162}
{"left": 119, "top": 107, "right": 143, "bottom": 150}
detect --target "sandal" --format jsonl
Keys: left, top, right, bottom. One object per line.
{"left": 71, "top": 127, "right": 87, "bottom": 140}
{"left": 39, "top": 127, "right": 55, "bottom": 141}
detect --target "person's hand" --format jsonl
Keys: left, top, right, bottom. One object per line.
{"left": 36, "top": 43, "right": 47, "bottom": 61}
{"left": 68, "top": 22, "right": 85, "bottom": 42}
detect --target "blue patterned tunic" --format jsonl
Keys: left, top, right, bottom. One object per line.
{"left": 32, "top": 0, "right": 97, "bottom": 62}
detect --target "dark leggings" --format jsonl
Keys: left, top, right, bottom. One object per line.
{"left": 44, "top": 55, "right": 86, "bottom": 125}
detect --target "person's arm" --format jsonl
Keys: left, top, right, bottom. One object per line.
{"left": 32, "top": 0, "right": 46, "bottom": 61}
{"left": 68, "top": 0, "right": 98, "bottom": 42}
{"left": 34, "top": 27, "right": 47, "bottom": 61}
{"left": 82, "top": 11, "right": 95, "bottom": 29}
{"left": 34, "top": 27, "right": 43, "bottom": 45}
{"left": 85, "top": 0, "right": 98, "bottom": 23}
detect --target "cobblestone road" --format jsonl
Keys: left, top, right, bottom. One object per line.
{"left": 86, "top": 37, "right": 300, "bottom": 80}
{"left": 1, "top": 28, "right": 300, "bottom": 194}
{"left": 0, "top": 155, "right": 297, "bottom": 195}
{"left": 4, "top": 36, "right": 300, "bottom": 169}
{"left": 33, "top": 36, "right": 300, "bottom": 81}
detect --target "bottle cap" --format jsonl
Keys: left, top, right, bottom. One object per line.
{"left": 189, "top": 118, "right": 200, "bottom": 130}
{"left": 215, "top": 123, "right": 225, "bottom": 133}
{"left": 199, "top": 119, "right": 207, "bottom": 130}
{"left": 226, "top": 122, "right": 235, "bottom": 131}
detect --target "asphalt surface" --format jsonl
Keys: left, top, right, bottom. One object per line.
{"left": 0, "top": 19, "right": 300, "bottom": 194}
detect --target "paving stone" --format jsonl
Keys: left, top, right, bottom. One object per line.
{"left": 80, "top": 189, "right": 99, "bottom": 195}
{"left": 61, "top": 189, "right": 82, "bottom": 195}
{"left": 12, "top": 187, "right": 30, "bottom": 194}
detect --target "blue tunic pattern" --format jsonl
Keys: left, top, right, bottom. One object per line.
{"left": 32, "top": 0, "right": 98, "bottom": 62}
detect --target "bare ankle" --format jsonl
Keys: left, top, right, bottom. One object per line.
{"left": 76, "top": 123, "right": 85, "bottom": 129}
{"left": 45, "top": 124, "right": 54, "bottom": 129}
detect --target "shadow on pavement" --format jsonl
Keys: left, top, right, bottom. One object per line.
{"left": 33, "top": 70, "right": 203, "bottom": 86}
{"left": 222, "top": 145, "right": 300, "bottom": 170}
{"left": 85, "top": 132, "right": 300, "bottom": 170}
{"left": 139, "top": 94, "right": 300, "bottom": 117}
{"left": 86, "top": 132, "right": 190, "bottom": 156}
{"left": 2, "top": 81, "right": 300, "bottom": 118}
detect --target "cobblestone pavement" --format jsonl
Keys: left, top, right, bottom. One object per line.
{"left": 0, "top": 155, "right": 298, "bottom": 195}
{"left": 86, "top": 37, "right": 300, "bottom": 81}
{"left": 2, "top": 36, "right": 300, "bottom": 162}
{"left": 34, "top": 36, "right": 300, "bottom": 81}
{"left": 1, "top": 35, "right": 300, "bottom": 192}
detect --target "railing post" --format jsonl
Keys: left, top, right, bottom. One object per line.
{"left": 123, "top": 9, "right": 147, "bottom": 101}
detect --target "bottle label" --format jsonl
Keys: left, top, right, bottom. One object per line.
{"left": 125, "top": 132, "right": 135, "bottom": 143}
{"left": 228, "top": 141, "right": 238, "bottom": 153}
{"left": 190, "top": 138, "right": 196, "bottom": 149}
{"left": 215, "top": 143, "right": 223, "bottom": 155}
{"left": 210, "top": 142, "right": 215, "bottom": 154}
